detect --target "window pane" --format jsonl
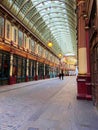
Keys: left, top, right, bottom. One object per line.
{"left": 14, "top": 28, "right": 17, "bottom": 42}
{"left": 3, "top": 54, "right": 10, "bottom": 77}
{"left": 18, "top": 30, "right": 23, "bottom": 46}
{"left": 7, "top": 23, "right": 10, "bottom": 39}
{"left": 29, "top": 39, "right": 31, "bottom": 49}
{"left": 31, "top": 39, "right": 35, "bottom": 52}
{"left": 24, "top": 35, "right": 26, "bottom": 48}
{"left": 0, "top": 16, "right": 4, "bottom": 37}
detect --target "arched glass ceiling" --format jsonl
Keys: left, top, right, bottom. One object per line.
{"left": 1, "top": 0, "right": 77, "bottom": 56}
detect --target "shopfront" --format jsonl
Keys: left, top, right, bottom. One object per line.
{"left": 13, "top": 55, "right": 26, "bottom": 83}
{"left": 0, "top": 50, "right": 10, "bottom": 85}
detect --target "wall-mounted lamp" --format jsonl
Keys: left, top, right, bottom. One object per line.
{"left": 58, "top": 53, "right": 62, "bottom": 58}
{"left": 47, "top": 41, "right": 53, "bottom": 47}
{"left": 47, "top": 5, "right": 53, "bottom": 48}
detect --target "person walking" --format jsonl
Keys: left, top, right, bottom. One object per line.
{"left": 61, "top": 72, "right": 64, "bottom": 80}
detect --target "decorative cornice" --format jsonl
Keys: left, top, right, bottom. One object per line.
{"left": 85, "top": 26, "right": 89, "bottom": 30}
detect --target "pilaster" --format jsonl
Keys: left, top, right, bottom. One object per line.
{"left": 35, "top": 61, "right": 38, "bottom": 80}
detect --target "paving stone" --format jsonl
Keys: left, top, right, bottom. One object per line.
{"left": 0, "top": 77, "right": 98, "bottom": 130}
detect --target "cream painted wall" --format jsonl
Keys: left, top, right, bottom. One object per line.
{"left": 79, "top": 47, "right": 87, "bottom": 74}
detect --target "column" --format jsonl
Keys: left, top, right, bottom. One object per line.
{"left": 35, "top": 61, "right": 38, "bottom": 80}
{"left": 44, "top": 63, "right": 45, "bottom": 79}
{"left": 9, "top": 53, "right": 16, "bottom": 84}
{"left": 30, "top": 61, "right": 32, "bottom": 78}
{"left": 77, "top": 0, "right": 89, "bottom": 99}
{"left": 34, "top": 61, "right": 36, "bottom": 78}
{"left": 10, "top": 53, "right": 13, "bottom": 77}
{"left": 78, "top": 0, "right": 87, "bottom": 75}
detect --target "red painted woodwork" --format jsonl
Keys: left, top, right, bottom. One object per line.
{"left": 25, "top": 76, "right": 29, "bottom": 82}
{"left": 85, "top": 76, "right": 92, "bottom": 100}
{"left": 34, "top": 75, "right": 38, "bottom": 80}
{"left": 77, "top": 76, "right": 87, "bottom": 99}
{"left": 9, "top": 76, "right": 16, "bottom": 85}
{"left": 77, "top": 75, "right": 92, "bottom": 100}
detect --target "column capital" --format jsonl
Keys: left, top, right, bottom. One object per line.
{"left": 85, "top": 17, "right": 89, "bottom": 30}
{"left": 77, "top": 0, "right": 85, "bottom": 6}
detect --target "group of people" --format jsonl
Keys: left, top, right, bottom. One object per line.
{"left": 59, "top": 73, "right": 64, "bottom": 80}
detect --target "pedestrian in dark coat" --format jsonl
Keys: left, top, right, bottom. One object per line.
{"left": 59, "top": 73, "right": 61, "bottom": 79}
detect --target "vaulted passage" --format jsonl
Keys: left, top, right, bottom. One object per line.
{"left": 0, "top": 0, "right": 98, "bottom": 128}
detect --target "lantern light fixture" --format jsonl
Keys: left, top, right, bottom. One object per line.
{"left": 47, "top": 5, "right": 53, "bottom": 48}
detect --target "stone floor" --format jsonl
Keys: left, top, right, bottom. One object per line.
{"left": 0, "top": 76, "right": 98, "bottom": 130}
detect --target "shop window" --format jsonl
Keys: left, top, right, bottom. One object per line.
{"left": 28, "top": 60, "right": 34, "bottom": 77}
{"left": 0, "top": 52, "right": 10, "bottom": 85}
{"left": 28, "top": 60, "right": 32, "bottom": 76}
{"left": 38, "top": 62, "right": 44, "bottom": 79}
{"left": 22, "top": 59, "right": 26, "bottom": 77}
{"left": 17, "top": 57, "right": 26, "bottom": 77}
{"left": 18, "top": 30, "right": 23, "bottom": 46}
{"left": 1, "top": 53, "right": 10, "bottom": 78}
{"left": 45, "top": 65, "right": 49, "bottom": 77}
{"left": 7, "top": 23, "right": 10, "bottom": 39}
{"left": 17, "top": 58, "right": 22, "bottom": 77}
{"left": 0, "top": 16, "right": 4, "bottom": 37}
{"left": 4, "top": 60, "right": 8, "bottom": 77}
{"left": 13, "top": 57, "right": 17, "bottom": 76}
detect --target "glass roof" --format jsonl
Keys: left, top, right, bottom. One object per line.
{"left": 1, "top": 0, "right": 77, "bottom": 57}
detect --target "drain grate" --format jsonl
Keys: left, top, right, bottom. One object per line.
{"left": 28, "top": 127, "right": 39, "bottom": 130}
{"left": 80, "top": 123, "right": 90, "bottom": 128}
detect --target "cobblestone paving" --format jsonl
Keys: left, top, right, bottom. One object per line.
{"left": 0, "top": 77, "right": 98, "bottom": 130}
